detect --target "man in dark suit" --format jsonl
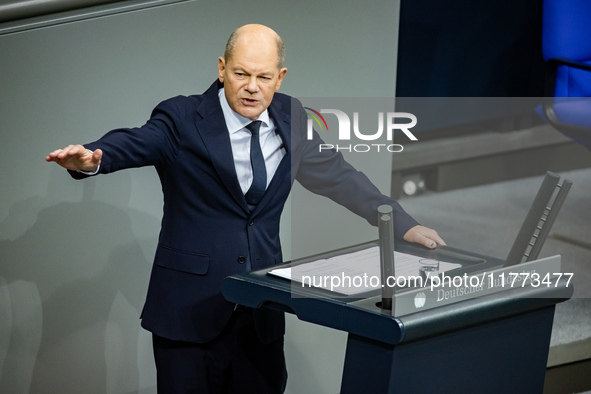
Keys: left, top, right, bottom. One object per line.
{"left": 46, "top": 24, "right": 445, "bottom": 393}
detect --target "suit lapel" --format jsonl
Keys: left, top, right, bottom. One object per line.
{"left": 269, "top": 98, "right": 292, "bottom": 154}
{"left": 194, "top": 82, "right": 250, "bottom": 212}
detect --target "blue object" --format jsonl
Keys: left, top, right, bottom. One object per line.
{"left": 539, "top": 0, "right": 591, "bottom": 149}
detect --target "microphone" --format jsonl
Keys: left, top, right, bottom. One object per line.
{"left": 378, "top": 205, "right": 395, "bottom": 312}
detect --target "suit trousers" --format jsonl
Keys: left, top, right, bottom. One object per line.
{"left": 152, "top": 308, "right": 287, "bottom": 393}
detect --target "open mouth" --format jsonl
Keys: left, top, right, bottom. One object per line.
{"left": 241, "top": 98, "right": 259, "bottom": 106}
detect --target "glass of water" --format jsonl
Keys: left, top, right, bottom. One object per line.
{"left": 419, "top": 259, "right": 440, "bottom": 285}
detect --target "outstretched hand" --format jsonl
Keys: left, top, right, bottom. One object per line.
{"left": 403, "top": 225, "right": 446, "bottom": 249}
{"left": 46, "top": 145, "right": 102, "bottom": 172}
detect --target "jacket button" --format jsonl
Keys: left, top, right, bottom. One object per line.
{"left": 237, "top": 256, "right": 246, "bottom": 264}
{"left": 249, "top": 220, "right": 255, "bottom": 226}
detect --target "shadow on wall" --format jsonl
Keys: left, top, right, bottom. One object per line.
{"left": 0, "top": 175, "right": 159, "bottom": 393}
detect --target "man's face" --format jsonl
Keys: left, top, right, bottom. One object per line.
{"left": 218, "top": 38, "right": 287, "bottom": 120}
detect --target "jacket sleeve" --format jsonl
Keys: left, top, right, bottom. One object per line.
{"left": 292, "top": 103, "right": 419, "bottom": 239}
{"left": 69, "top": 96, "right": 187, "bottom": 179}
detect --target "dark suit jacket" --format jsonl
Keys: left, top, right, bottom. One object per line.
{"left": 72, "top": 80, "right": 419, "bottom": 344}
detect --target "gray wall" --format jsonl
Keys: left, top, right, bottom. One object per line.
{"left": 0, "top": 0, "right": 400, "bottom": 392}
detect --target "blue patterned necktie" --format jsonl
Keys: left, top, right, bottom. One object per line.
{"left": 244, "top": 121, "right": 266, "bottom": 209}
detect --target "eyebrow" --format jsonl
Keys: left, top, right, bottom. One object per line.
{"left": 231, "top": 63, "right": 276, "bottom": 76}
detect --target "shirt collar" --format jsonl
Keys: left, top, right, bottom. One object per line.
{"left": 218, "top": 88, "right": 271, "bottom": 135}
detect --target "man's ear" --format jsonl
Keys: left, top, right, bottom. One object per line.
{"left": 218, "top": 57, "right": 226, "bottom": 83}
{"left": 275, "top": 67, "right": 287, "bottom": 91}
